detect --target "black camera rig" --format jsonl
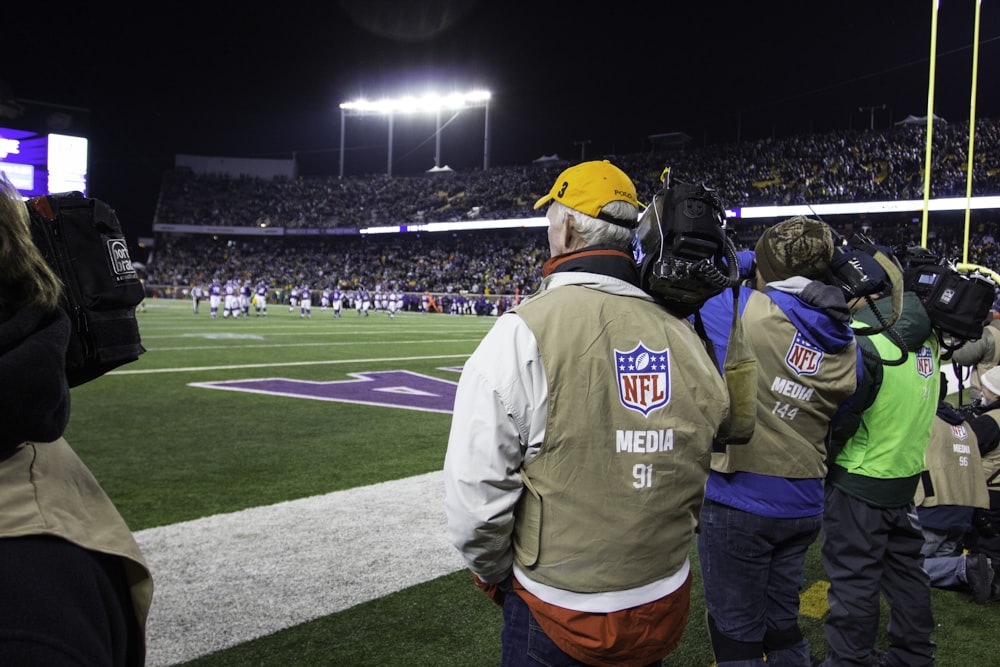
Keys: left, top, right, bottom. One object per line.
{"left": 896, "top": 245, "right": 996, "bottom": 346}
{"left": 634, "top": 180, "right": 741, "bottom": 314}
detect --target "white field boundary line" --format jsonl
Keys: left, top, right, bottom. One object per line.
{"left": 145, "top": 338, "right": 484, "bottom": 352}
{"left": 135, "top": 470, "right": 464, "bottom": 666}
{"left": 142, "top": 313, "right": 492, "bottom": 324}
{"left": 147, "top": 329, "right": 489, "bottom": 336}
{"left": 141, "top": 325, "right": 494, "bottom": 336}
{"left": 138, "top": 325, "right": 492, "bottom": 339}
{"left": 107, "top": 354, "right": 471, "bottom": 375}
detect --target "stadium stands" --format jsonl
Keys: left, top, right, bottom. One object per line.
{"left": 145, "top": 119, "right": 1000, "bottom": 298}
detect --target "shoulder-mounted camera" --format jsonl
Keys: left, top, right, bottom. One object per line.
{"left": 827, "top": 232, "right": 892, "bottom": 301}
{"left": 896, "top": 246, "right": 996, "bottom": 343}
{"left": 634, "top": 180, "right": 740, "bottom": 313}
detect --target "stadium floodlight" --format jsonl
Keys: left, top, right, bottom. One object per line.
{"left": 339, "top": 89, "right": 491, "bottom": 178}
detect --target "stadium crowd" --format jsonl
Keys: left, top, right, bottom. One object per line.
{"left": 151, "top": 118, "right": 1000, "bottom": 230}
{"left": 144, "top": 230, "right": 548, "bottom": 300}
{"left": 145, "top": 118, "right": 1000, "bottom": 299}
{"left": 144, "top": 221, "right": 1000, "bottom": 305}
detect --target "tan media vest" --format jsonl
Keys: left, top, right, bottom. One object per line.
{"left": 511, "top": 286, "right": 728, "bottom": 593}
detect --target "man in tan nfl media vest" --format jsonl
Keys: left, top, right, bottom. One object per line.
{"left": 922, "top": 365, "right": 1000, "bottom": 603}
{"left": 444, "top": 160, "right": 729, "bottom": 667}
{"left": 916, "top": 401, "right": 992, "bottom": 602}
{"left": 695, "top": 217, "right": 858, "bottom": 666}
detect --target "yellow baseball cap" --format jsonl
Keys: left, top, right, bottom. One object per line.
{"left": 533, "top": 160, "right": 638, "bottom": 228}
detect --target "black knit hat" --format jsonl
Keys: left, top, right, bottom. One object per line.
{"left": 754, "top": 216, "right": 833, "bottom": 283}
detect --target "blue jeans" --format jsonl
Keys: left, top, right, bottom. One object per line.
{"left": 697, "top": 499, "right": 821, "bottom": 667}
{"left": 919, "top": 525, "right": 964, "bottom": 559}
{"left": 922, "top": 554, "right": 965, "bottom": 588}
{"left": 500, "top": 590, "right": 663, "bottom": 667}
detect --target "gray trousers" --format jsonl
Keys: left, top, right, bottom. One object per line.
{"left": 820, "top": 485, "right": 936, "bottom": 667}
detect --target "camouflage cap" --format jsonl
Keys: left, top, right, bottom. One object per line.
{"left": 754, "top": 216, "right": 833, "bottom": 283}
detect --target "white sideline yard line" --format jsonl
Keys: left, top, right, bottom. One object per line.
{"left": 135, "top": 470, "right": 464, "bottom": 667}
{"left": 142, "top": 328, "right": 493, "bottom": 338}
{"left": 108, "top": 354, "right": 470, "bottom": 375}
{"left": 146, "top": 338, "right": 484, "bottom": 351}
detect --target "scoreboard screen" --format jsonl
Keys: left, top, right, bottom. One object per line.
{"left": 0, "top": 126, "right": 88, "bottom": 197}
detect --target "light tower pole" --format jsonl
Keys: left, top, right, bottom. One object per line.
{"left": 339, "top": 90, "right": 492, "bottom": 177}
{"left": 858, "top": 104, "right": 886, "bottom": 130}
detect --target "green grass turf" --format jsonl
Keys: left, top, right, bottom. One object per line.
{"left": 67, "top": 299, "right": 489, "bottom": 529}
{"left": 67, "top": 299, "right": 995, "bottom": 666}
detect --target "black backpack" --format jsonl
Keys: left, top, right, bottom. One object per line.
{"left": 26, "top": 192, "right": 146, "bottom": 387}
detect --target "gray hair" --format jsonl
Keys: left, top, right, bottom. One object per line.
{"left": 552, "top": 200, "right": 636, "bottom": 249}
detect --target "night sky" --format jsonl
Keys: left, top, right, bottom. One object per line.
{"left": 2, "top": 0, "right": 998, "bottom": 239}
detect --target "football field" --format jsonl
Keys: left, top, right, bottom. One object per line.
{"left": 66, "top": 299, "right": 992, "bottom": 666}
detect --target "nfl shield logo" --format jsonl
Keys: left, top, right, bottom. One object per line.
{"left": 785, "top": 332, "right": 823, "bottom": 376}
{"left": 615, "top": 343, "right": 670, "bottom": 416}
{"left": 915, "top": 344, "right": 935, "bottom": 379}
{"left": 950, "top": 424, "right": 968, "bottom": 439}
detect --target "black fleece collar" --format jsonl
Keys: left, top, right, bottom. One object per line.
{"left": 541, "top": 245, "right": 641, "bottom": 286}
